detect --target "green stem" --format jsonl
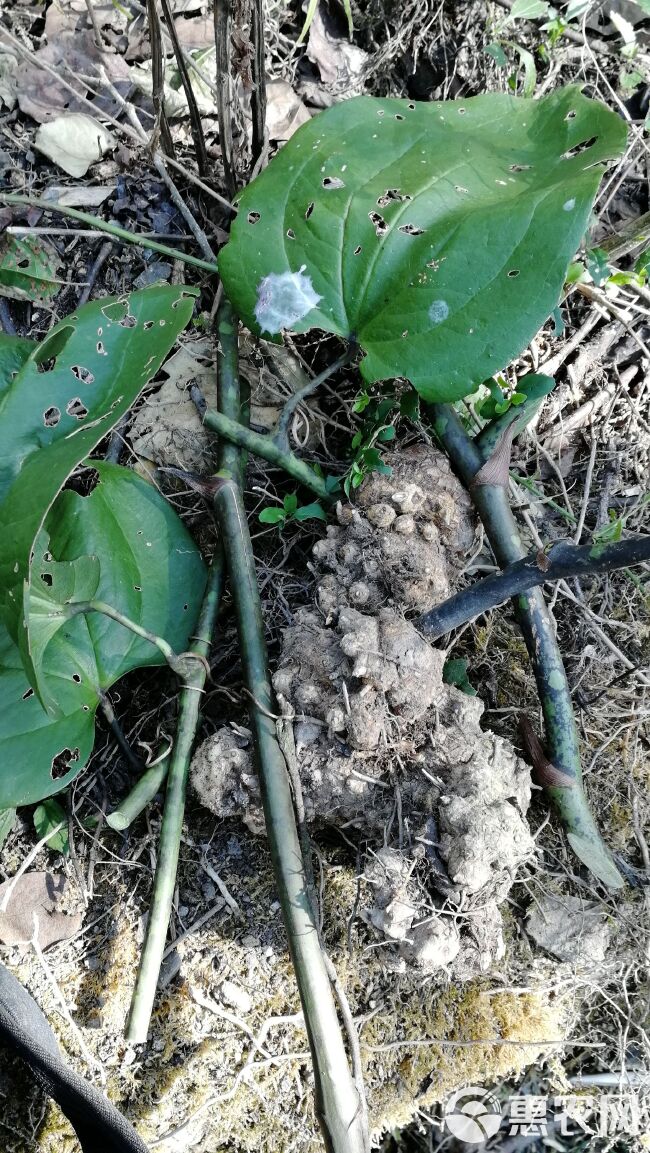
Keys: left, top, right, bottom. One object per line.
{"left": 126, "top": 545, "right": 225, "bottom": 1041}
{"left": 67, "top": 599, "right": 194, "bottom": 677}
{"left": 203, "top": 408, "right": 332, "bottom": 501}
{"left": 106, "top": 748, "right": 171, "bottom": 831}
{"left": 274, "top": 349, "right": 354, "bottom": 453}
{"left": 428, "top": 403, "right": 624, "bottom": 890}
{"left": 212, "top": 300, "right": 367, "bottom": 1153}
{"left": 0, "top": 194, "right": 218, "bottom": 275}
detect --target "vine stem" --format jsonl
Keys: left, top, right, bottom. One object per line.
{"left": 66, "top": 599, "right": 205, "bottom": 678}
{"left": 211, "top": 298, "right": 368, "bottom": 1153}
{"left": 418, "top": 534, "right": 650, "bottom": 638}
{"left": 125, "top": 545, "right": 225, "bottom": 1042}
{"left": 428, "top": 403, "right": 625, "bottom": 890}
{"left": 0, "top": 194, "right": 218, "bottom": 275}
{"left": 202, "top": 408, "right": 333, "bottom": 500}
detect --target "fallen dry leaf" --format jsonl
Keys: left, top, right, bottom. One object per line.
{"left": 16, "top": 33, "right": 131, "bottom": 125}
{"left": 44, "top": 183, "right": 116, "bottom": 208}
{"left": 0, "top": 48, "right": 18, "bottom": 111}
{"left": 305, "top": 6, "right": 368, "bottom": 97}
{"left": 0, "top": 872, "right": 83, "bottom": 950}
{"left": 173, "top": 13, "right": 215, "bottom": 49}
{"left": 265, "top": 80, "right": 311, "bottom": 141}
{"left": 35, "top": 114, "right": 115, "bottom": 178}
{"left": 129, "top": 336, "right": 219, "bottom": 471}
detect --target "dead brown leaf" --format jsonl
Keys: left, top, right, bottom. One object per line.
{"left": 0, "top": 872, "right": 83, "bottom": 950}
{"left": 265, "top": 80, "right": 311, "bottom": 141}
{"left": 15, "top": 33, "right": 131, "bottom": 125}
{"left": 305, "top": 6, "right": 368, "bottom": 99}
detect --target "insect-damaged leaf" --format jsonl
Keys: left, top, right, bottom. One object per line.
{"left": 0, "top": 462, "right": 206, "bottom": 808}
{"left": 0, "top": 284, "right": 198, "bottom": 701}
{"left": 219, "top": 86, "right": 626, "bottom": 402}
{"left": 0, "top": 235, "right": 63, "bottom": 305}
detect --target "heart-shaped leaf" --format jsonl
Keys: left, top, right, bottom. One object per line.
{"left": 0, "top": 461, "right": 206, "bottom": 808}
{"left": 0, "top": 285, "right": 198, "bottom": 697}
{"left": 219, "top": 86, "right": 626, "bottom": 402}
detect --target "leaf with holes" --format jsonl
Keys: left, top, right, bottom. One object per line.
{"left": 0, "top": 235, "right": 63, "bottom": 305}
{"left": 0, "top": 285, "right": 198, "bottom": 704}
{"left": 0, "top": 461, "right": 206, "bottom": 808}
{"left": 219, "top": 86, "right": 626, "bottom": 402}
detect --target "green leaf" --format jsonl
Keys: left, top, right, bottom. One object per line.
{"left": 0, "top": 808, "right": 16, "bottom": 851}
{"left": 0, "top": 462, "right": 206, "bottom": 807}
{"left": 220, "top": 88, "right": 626, "bottom": 404}
{"left": 33, "top": 798, "right": 69, "bottom": 854}
{"left": 0, "top": 236, "right": 63, "bottom": 305}
{"left": 443, "top": 657, "right": 477, "bottom": 696}
{"left": 586, "top": 246, "right": 610, "bottom": 286}
{"left": 283, "top": 492, "right": 299, "bottom": 515}
{"left": 0, "top": 286, "right": 198, "bottom": 701}
{"left": 485, "top": 41, "right": 509, "bottom": 66}
{"left": 293, "top": 501, "right": 327, "bottom": 521}
{"left": 508, "top": 0, "right": 551, "bottom": 18}
{"left": 259, "top": 506, "right": 286, "bottom": 524}
{"left": 0, "top": 333, "right": 34, "bottom": 386}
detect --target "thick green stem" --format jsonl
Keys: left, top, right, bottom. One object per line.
{"left": 203, "top": 408, "right": 332, "bottom": 501}
{"left": 125, "top": 546, "right": 224, "bottom": 1041}
{"left": 67, "top": 599, "right": 200, "bottom": 678}
{"left": 0, "top": 194, "right": 218, "bottom": 275}
{"left": 106, "top": 748, "right": 171, "bottom": 831}
{"left": 212, "top": 300, "right": 367, "bottom": 1153}
{"left": 428, "top": 403, "right": 624, "bottom": 889}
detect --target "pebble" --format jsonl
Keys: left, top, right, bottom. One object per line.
{"left": 219, "top": 980, "right": 252, "bottom": 1014}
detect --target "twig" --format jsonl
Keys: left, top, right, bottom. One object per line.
{"left": 126, "top": 549, "right": 225, "bottom": 1042}
{"left": 574, "top": 432, "right": 597, "bottom": 545}
{"left": 158, "top": 0, "right": 210, "bottom": 179}
{"left": 274, "top": 349, "right": 354, "bottom": 453}
{"left": 427, "top": 403, "right": 624, "bottom": 889}
{"left": 214, "top": 0, "right": 237, "bottom": 200}
{"left": 151, "top": 155, "right": 217, "bottom": 264}
{"left": 418, "top": 535, "right": 650, "bottom": 639}
{"left": 146, "top": 0, "right": 175, "bottom": 156}
{"left": 0, "top": 826, "right": 65, "bottom": 912}
{"left": 211, "top": 297, "right": 367, "bottom": 1153}
{"left": 250, "top": 0, "right": 267, "bottom": 169}
{"left": 99, "top": 693, "right": 145, "bottom": 771}
{"left": 77, "top": 240, "right": 113, "bottom": 307}
{"left": 0, "top": 194, "right": 218, "bottom": 274}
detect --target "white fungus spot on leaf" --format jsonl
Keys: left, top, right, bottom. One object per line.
{"left": 254, "top": 266, "right": 322, "bottom": 335}
{"left": 428, "top": 300, "right": 449, "bottom": 325}
{"left": 563, "top": 198, "right": 576, "bottom": 211}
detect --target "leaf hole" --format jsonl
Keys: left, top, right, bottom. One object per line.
{"left": 408, "top": 102, "right": 415, "bottom": 110}
{"left": 183, "top": 603, "right": 189, "bottom": 610}
{"left": 72, "top": 673, "right": 81, "bottom": 683}
{"left": 22, "top": 688, "right": 34, "bottom": 701}
{"left": 354, "top": 246, "right": 362, "bottom": 255}
{"left": 394, "top": 114, "right": 404, "bottom": 121}
{"left": 509, "top": 164, "right": 532, "bottom": 172}
{"left": 247, "top": 211, "right": 261, "bottom": 224}
{"left": 143, "top": 320, "right": 154, "bottom": 330}
{"left": 43, "top": 406, "right": 61, "bottom": 427}
{"left": 455, "top": 185, "right": 469, "bottom": 194}
{"left": 562, "top": 136, "right": 598, "bottom": 159}
{"left": 322, "top": 176, "right": 345, "bottom": 189}
{"left": 377, "top": 109, "right": 385, "bottom": 116}
{"left": 457, "top": 106, "right": 466, "bottom": 114}
{"left": 368, "top": 211, "right": 388, "bottom": 237}
{"left": 64, "top": 465, "right": 100, "bottom": 497}
{"left": 51, "top": 747, "right": 79, "bottom": 780}
{"left": 398, "top": 224, "right": 425, "bottom": 236}
{"left": 287, "top": 229, "right": 296, "bottom": 239}
{"left": 66, "top": 398, "right": 88, "bottom": 420}
{"left": 377, "top": 188, "right": 409, "bottom": 208}
{"left": 565, "top": 109, "right": 576, "bottom": 120}
{"left": 159, "top": 319, "right": 166, "bottom": 326}
{"left": 17, "top": 257, "right": 30, "bottom": 269}
{"left": 40, "top": 572, "right": 53, "bottom": 586}
{"left": 508, "top": 269, "right": 520, "bottom": 278}
{"left": 82, "top": 704, "right": 90, "bottom": 711}
{"left": 34, "top": 325, "right": 74, "bottom": 371}
{"left": 97, "top": 341, "right": 106, "bottom": 355}
{"left": 305, "top": 202, "right": 315, "bottom": 219}
{"left": 119, "top": 313, "right": 137, "bottom": 329}
{"left": 71, "top": 365, "right": 95, "bottom": 384}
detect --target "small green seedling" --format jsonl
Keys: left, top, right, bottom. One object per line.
{"left": 259, "top": 491, "right": 327, "bottom": 525}
{"left": 33, "top": 798, "right": 69, "bottom": 854}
